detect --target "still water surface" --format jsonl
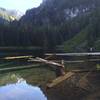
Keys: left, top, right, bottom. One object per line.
{"left": 0, "top": 79, "right": 47, "bottom": 100}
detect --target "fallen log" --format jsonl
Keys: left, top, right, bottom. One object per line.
{"left": 29, "top": 57, "right": 64, "bottom": 68}
{"left": 45, "top": 52, "right": 100, "bottom": 56}
{"left": 29, "top": 57, "right": 65, "bottom": 76}
{"left": 3, "top": 55, "right": 33, "bottom": 60}
{"left": 0, "top": 64, "right": 40, "bottom": 72}
{"left": 47, "top": 72, "right": 74, "bottom": 88}
{"left": 70, "top": 69, "right": 100, "bottom": 73}
{"left": 28, "top": 59, "right": 100, "bottom": 63}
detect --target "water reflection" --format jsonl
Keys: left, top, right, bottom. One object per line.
{"left": 0, "top": 80, "right": 47, "bottom": 100}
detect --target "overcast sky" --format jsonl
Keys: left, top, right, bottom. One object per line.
{"left": 0, "top": 0, "right": 43, "bottom": 13}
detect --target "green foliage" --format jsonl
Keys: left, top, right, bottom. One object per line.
{"left": 63, "top": 27, "right": 88, "bottom": 52}
{"left": 94, "top": 39, "right": 100, "bottom": 50}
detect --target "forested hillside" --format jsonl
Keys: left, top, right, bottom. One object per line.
{"left": 62, "top": 9, "right": 100, "bottom": 52}
{"left": 0, "top": 0, "right": 100, "bottom": 52}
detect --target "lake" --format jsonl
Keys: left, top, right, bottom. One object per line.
{"left": 0, "top": 61, "right": 55, "bottom": 100}
{"left": 0, "top": 80, "right": 47, "bottom": 100}
{"left": 0, "top": 52, "right": 100, "bottom": 100}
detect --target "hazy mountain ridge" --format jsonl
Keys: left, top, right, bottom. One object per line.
{"left": 0, "top": 7, "right": 23, "bottom": 24}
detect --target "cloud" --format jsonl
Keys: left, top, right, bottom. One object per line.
{"left": 0, "top": 0, "right": 43, "bottom": 12}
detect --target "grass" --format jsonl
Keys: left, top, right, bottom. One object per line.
{"left": 63, "top": 30, "right": 87, "bottom": 52}
{"left": 59, "top": 25, "right": 90, "bottom": 52}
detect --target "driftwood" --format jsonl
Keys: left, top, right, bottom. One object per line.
{"left": 47, "top": 72, "right": 74, "bottom": 88}
{"left": 29, "top": 57, "right": 64, "bottom": 68}
{"left": 29, "top": 58, "right": 100, "bottom": 64}
{"left": 45, "top": 52, "right": 100, "bottom": 56}
{"left": 70, "top": 69, "right": 100, "bottom": 73}
{"left": 29, "top": 57, "right": 65, "bottom": 76}
{"left": 3, "top": 55, "right": 33, "bottom": 60}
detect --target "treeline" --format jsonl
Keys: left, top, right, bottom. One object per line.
{"left": 0, "top": 13, "right": 89, "bottom": 51}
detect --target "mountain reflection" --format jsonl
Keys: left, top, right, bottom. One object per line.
{"left": 0, "top": 80, "right": 47, "bottom": 100}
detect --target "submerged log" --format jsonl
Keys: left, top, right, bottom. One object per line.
{"left": 0, "top": 64, "right": 40, "bottom": 71}
{"left": 70, "top": 69, "right": 100, "bottom": 73}
{"left": 47, "top": 72, "right": 74, "bottom": 88}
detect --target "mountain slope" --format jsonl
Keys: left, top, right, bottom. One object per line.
{"left": 63, "top": 27, "right": 88, "bottom": 52}
{"left": 0, "top": 0, "right": 100, "bottom": 52}
{"left": 61, "top": 8, "right": 100, "bottom": 52}
{"left": 18, "top": 0, "right": 100, "bottom": 51}
{"left": 20, "top": 0, "right": 99, "bottom": 25}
